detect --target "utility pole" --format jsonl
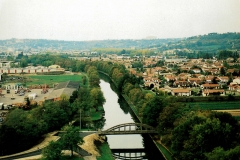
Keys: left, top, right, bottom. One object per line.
{"left": 79, "top": 109, "right": 81, "bottom": 131}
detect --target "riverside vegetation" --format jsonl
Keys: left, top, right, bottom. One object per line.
{"left": 1, "top": 51, "right": 240, "bottom": 159}
{"left": 87, "top": 60, "right": 240, "bottom": 160}
{"left": 0, "top": 66, "right": 112, "bottom": 159}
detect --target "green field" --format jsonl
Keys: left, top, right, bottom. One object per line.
{"left": 25, "top": 74, "right": 88, "bottom": 87}
{"left": 187, "top": 101, "right": 240, "bottom": 110}
{"left": 97, "top": 142, "right": 114, "bottom": 160}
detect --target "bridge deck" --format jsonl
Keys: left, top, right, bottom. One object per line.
{"left": 111, "top": 148, "right": 145, "bottom": 153}
{"left": 98, "top": 130, "right": 158, "bottom": 135}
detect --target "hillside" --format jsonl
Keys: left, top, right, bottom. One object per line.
{"left": 0, "top": 38, "right": 178, "bottom": 51}
{"left": 157, "top": 32, "right": 240, "bottom": 53}
{"left": 1, "top": 32, "right": 239, "bottom": 53}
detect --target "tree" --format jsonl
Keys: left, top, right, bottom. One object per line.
{"left": 90, "top": 87, "right": 106, "bottom": 111}
{"left": 20, "top": 58, "right": 28, "bottom": 67}
{"left": 58, "top": 97, "right": 72, "bottom": 119}
{"left": 60, "top": 125, "right": 83, "bottom": 157}
{"left": 205, "top": 146, "right": 240, "bottom": 160}
{"left": 119, "top": 49, "right": 126, "bottom": 55}
{"left": 128, "top": 88, "right": 143, "bottom": 105}
{"left": 77, "top": 87, "right": 92, "bottom": 115}
{"left": 142, "top": 96, "right": 166, "bottom": 127}
{"left": 69, "top": 90, "right": 78, "bottom": 104}
{"left": 158, "top": 103, "right": 184, "bottom": 136}
{"left": 220, "top": 67, "right": 226, "bottom": 76}
{"left": 0, "top": 108, "right": 47, "bottom": 155}
{"left": 16, "top": 52, "right": 24, "bottom": 59}
{"left": 42, "top": 102, "right": 69, "bottom": 131}
{"left": 41, "top": 141, "right": 63, "bottom": 160}
{"left": 171, "top": 111, "right": 240, "bottom": 160}
{"left": 212, "top": 77, "right": 218, "bottom": 84}
{"left": 82, "top": 76, "right": 87, "bottom": 85}
{"left": 87, "top": 66, "right": 100, "bottom": 87}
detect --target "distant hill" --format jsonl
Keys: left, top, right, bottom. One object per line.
{"left": 0, "top": 38, "right": 179, "bottom": 51}
{"left": 157, "top": 32, "right": 240, "bottom": 53}
{"left": 0, "top": 32, "right": 239, "bottom": 52}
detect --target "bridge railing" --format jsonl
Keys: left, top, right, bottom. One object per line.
{"left": 97, "top": 123, "right": 158, "bottom": 135}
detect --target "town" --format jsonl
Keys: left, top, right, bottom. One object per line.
{"left": 0, "top": 32, "right": 240, "bottom": 160}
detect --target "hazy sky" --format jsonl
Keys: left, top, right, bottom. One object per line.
{"left": 0, "top": 0, "right": 240, "bottom": 41}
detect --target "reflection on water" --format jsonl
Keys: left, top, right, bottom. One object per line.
{"left": 99, "top": 77, "right": 165, "bottom": 160}
{"left": 99, "top": 79, "right": 143, "bottom": 149}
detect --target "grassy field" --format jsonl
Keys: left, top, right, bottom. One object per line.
{"left": 187, "top": 101, "right": 240, "bottom": 110}
{"left": 155, "top": 142, "right": 174, "bottom": 160}
{"left": 187, "top": 101, "right": 240, "bottom": 118}
{"left": 25, "top": 74, "right": 88, "bottom": 87}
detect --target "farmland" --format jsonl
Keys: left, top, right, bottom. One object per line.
{"left": 187, "top": 101, "right": 240, "bottom": 118}
{"left": 25, "top": 74, "right": 87, "bottom": 87}
{"left": 187, "top": 101, "right": 240, "bottom": 110}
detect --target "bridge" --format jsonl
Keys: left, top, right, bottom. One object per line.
{"left": 111, "top": 148, "right": 146, "bottom": 160}
{"left": 0, "top": 123, "right": 157, "bottom": 159}
{"left": 97, "top": 123, "right": 158, "bottom": 135}
{"left": 58, "top": 123, "right": 158, "bottom": 136}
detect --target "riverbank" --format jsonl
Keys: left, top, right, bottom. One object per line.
{"left": 98, "top": 71, "right": 173, "bottom": 160}
{"left": 121, "top": 94, "right": 174, "bottom": 160}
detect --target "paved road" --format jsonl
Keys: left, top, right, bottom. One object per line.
{"left": 0, "top": 150, "right": 42, "bottom": 160}
{"left": 0, "top": 131, "right": 93, "bottom": 160}
{"left": 0, "top": 88, "right": 52, "bottom": 106}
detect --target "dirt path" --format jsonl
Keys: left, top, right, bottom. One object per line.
{"left": 83, "top": 156, "right": 97, "bottom": 160}
{"left": 214, "top": 109, "right": 240, "bottom": 116}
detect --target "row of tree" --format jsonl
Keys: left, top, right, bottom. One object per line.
{"left": 218, "top": 50, "right": 239, "bottom": 61}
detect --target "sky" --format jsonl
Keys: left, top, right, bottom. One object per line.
{"left": 0, "top": 0, "right": 240, "bottom": 41}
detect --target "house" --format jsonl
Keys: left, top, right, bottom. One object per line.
{"left": 0, "top": 61, "right": 13, "bottom": 68}
{"left": 143, "top": 77, "right": 152, "bottom": 83}
{"left": 208, "top": 68, "right": 219, "bottom": 75}
{"left": 192, "top": 68, "right": 201, "bottom": 74}
{"left": 233, "top": 77, "right": 240, "bottom": 84}
{"left": 202, "top": 89, "right": 225, "bottom": 96}
{"left": 177, "top": 73, "right": 191, "bottom": 80}
{"left": 205, "top": 76, "right": 215, "bottom": 83}
{"left": 188, "top": 78, "right": 202, "bottom": 87}
{"left": 228, "top": 83, "right": 240, "bottom": 91}
{"left": 153, "top": 67, "right": 167, "bottom": 75}
{"left": 152, "top": 78, "right": 161, "bottom": 83}
{"left": 48, "top": 64, "right": 61, "bottom": 69}
{"left": 201, "top": 83, "right": 219, "bottom": 89}
{"left": 165, "top": 75, "right": 176, "bottom": 82}
{"left": 171, "top": 89, "right": 191, "bottom": 96}
{"left": 218, "top": 76, "right": 229, "bottom": 83}
{"left": 227, "top": 69, "right": 235, "bottom": 74}
{"left": 143, "top": 77, "right": 161, "bottom": 88}
{"left": 173, "top": 80, "right": 189, "bottom": 87}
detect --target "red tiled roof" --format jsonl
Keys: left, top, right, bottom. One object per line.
{"left": 172, "top": 89, "right": 191, "bottom": 93}
{"left": 203, "top": 89, "right": 224, "bottom": 93}
{"left": 202, "top": 83, "right": 219, "bottom": 87}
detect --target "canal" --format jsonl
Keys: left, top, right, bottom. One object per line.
{"left": 99, "top": 78, "right": 165, "bottom": 160}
